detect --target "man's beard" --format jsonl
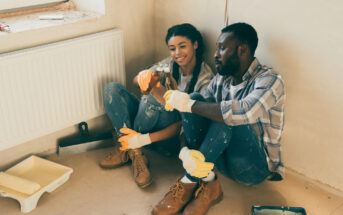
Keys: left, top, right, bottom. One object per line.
{"left": 217, "top": 57, "right": 240, "bottom": 76}
{"left": 217, "top": 46, "right": 240, "bottom": 76}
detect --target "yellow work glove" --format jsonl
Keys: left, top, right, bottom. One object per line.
{"left": 118, "top": 128, "right": 152, "bottom": 151}
{"left": 179, "top": 147, "right": 214, "bottom": 178}
{"left": 163, "top": 90, "right": 195, "bottom": 113}
{"left": 137, "top": 70, "right": 161, "bottom": 93}
{"left": 163, "top": 90, "right": 174, "bottom": 111}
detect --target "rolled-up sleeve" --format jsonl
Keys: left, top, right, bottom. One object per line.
{"left": 221, "top": 74, "right": 284, "bottom": 126}
{"left": 202, "top": 76, "right": 217, "bottom": 102}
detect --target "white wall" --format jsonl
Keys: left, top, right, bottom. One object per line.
{"left": 74, "top": 0, "right": 106, "bottom": 14}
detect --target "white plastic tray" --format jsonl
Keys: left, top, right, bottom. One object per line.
{"left": 0, "top": 155, "right": 73, "bottom": 213}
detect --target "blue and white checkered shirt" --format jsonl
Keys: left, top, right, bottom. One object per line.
{"left": 203, "top": 58, "right": 285, "bottom": 179}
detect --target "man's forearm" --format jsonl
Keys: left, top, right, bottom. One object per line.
{"left": 191, "top": 101, "right": 224, "bottom": 123}
{"left": 149, "top": 121, "right": 182, "bottom": 142}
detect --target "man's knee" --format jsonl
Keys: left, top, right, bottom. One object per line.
{"left": 189, "top": 92, "right": 205, "bottom": 101}
{"left": 181, "top": 92, "right": 206, "bottom": 121}
{"left": 226, "top": 156, "right": 270, "bottom": 186}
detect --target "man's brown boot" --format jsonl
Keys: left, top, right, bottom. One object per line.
{"left": 99, "top": 142, "right": 129, "bottom": 169}
{"left": 182, "top": 177, "right": 223, "bottom": 215}
{"left": 152, "top": 178, "right": 198, "bottom": 215}
{"left": 128, "top": 149, "right": 152, "bottom": 188}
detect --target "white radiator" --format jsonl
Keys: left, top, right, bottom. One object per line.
{"left": 0, "top": 29, "right": 125, "bottom": 151}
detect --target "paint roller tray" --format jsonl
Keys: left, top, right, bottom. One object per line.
{"left": 252, "top": 206, "right": 307, "bottom": 215}
{"left": 0, "top": 155, "right": 73, "bottom": 213}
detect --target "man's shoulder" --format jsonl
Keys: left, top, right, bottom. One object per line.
{"left": 254, "top": 63, "right": 283, "bottom": 82}
{"left": 252, "top": 67, "right": 284, "bottom": 91}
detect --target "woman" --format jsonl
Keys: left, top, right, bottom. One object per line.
{"left": 99, "top": 23, "right": 214, "bottom": 188}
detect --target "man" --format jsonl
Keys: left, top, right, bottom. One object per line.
{"left": 152, "top": 22, "right": 285, "bottom": 215}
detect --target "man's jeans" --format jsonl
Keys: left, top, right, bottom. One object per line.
{"left": 103, "top": 82, "right": 181, "bottom": 154}
{"left": 182, "top": 93, "right": 270, "bottom": 186}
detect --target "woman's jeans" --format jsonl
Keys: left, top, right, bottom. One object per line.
{"left": 103, "top": 82, "right": 181, "bottom": 155}
{"left": 182, "top": 93, "right": 270, "bottom": 186}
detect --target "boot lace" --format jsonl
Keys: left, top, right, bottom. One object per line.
{"left": 135, "top": 159, "right": 144, "bottom": 176}
{"left": 105, "top": 144, "right": 123, "bottom": 160}
{"left": 166, "top": 181, "right": 184, "bottom": 199}
{"left": 132, "top": 152, "right": 146, "bottom": 176}
{"left": 105, "top": 150, "right": 116, "bottom": 160}
{"left": 194, "top": 182, "right": 208, "bottom": 200}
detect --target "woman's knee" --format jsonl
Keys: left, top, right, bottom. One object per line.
{"left": 104, "top": 82, "right": 124, "bottom": 104}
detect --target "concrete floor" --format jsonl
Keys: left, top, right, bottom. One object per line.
{"left": 1, "top": 147, "right": 343, "bottom": 215}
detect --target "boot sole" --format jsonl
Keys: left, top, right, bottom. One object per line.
{"left": 212, "top": 192, "right": 224, "bottom": 206}
{"left": 99, "top": 160, "right": 131, "bottom": 169}
{"left": 136, "top": 160, "right": 153, "bottom": 188}
{"left": 137, "top": 177, "right": 153, "bottom": 188}
{"left": 203, "top": 192, "right": 223, "bottom": 215}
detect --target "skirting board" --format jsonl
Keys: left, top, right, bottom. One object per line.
{"left": 285, "top": 167, "right": 343, "bottom": 199}
{"left": 0, "top": 115, "right": 113, "bottom": 170}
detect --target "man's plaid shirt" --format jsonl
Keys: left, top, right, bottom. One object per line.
{"left": 203, "top": 58, "right": 285, "bottom": 179}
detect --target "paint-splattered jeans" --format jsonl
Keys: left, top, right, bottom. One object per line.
{"left": 103, "top": 82, "right": 181, "bottom": 155}
{"left": 182, "top": 93, "right": 271, "bottom": 186}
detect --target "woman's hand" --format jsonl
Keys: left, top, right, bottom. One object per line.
{"left": 137, "top": 70, "right": 153, "bottom": 92}
{"left": 118, "top": 128, "right": 152, "bottom": 151}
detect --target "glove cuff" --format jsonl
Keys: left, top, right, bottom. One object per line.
{"left": 179, "top": 146, "right": 190, "bottom": 160}
{"left": 185, "top": 100, "right": 196, "bottom": 113}
{"left": 141, "top": 133, "right": 152, "bottom": 146}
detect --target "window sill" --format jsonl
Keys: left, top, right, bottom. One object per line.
{"left": 0, "top": 10, "right": 102, "bottom": 35}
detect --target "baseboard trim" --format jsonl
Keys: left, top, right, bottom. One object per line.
{"left": 286, "top": 167, "right": 343, "bottom": 199}
{"left": 0, "top": 115, "right": 112, "bottom": 170}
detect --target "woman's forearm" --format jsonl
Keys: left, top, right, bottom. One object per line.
{"left": 150, "top": 84, "right": 168, "bottom": 106}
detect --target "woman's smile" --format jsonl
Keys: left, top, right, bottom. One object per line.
{"left": 168, "top": 36, "right": 197, "bottom": 68}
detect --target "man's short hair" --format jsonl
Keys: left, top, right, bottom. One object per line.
{"left": 221, "top": 23, "right": 258, "bottom": 56}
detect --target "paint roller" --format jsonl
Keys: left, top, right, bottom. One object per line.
{"left": 0, "top": 172, "right": 41, "bottom": 195}
{"left": 58, "top": 122, "right": 113, "bottom": 156}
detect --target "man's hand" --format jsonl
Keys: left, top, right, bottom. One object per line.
{"left": 163, "top": 90, "right": 195, "bottom": 112}
{"left": 118, "top": 128, "right": 152, "bottom": 151}
{"left": 179, "top": 147, "right": 214, "bottom": 178}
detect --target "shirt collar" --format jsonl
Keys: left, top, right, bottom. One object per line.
{"left": 242, "top": 58, "right": 261, "bottom": 81}
{"left": 223, "top": 58, "right": 262, "bottom": 83}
